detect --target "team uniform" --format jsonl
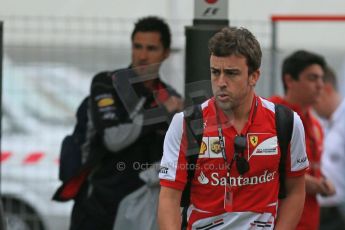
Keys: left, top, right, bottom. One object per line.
{"left": 159, "top": 96, "right": 308, "bottom": 229}
{"left": 55, "top": 67, "right": 181, "bottom": 230}
{"left": 270, "top": 96, "right": 323, "bottom": 230}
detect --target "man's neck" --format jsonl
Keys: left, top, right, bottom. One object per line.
{"left": 329, "top": 92, "right": 342, "bottom": 119}
{"left": 143, "top": 79, "right": 157, "bottom": 90}
{"left": 223, "top": 93, "right": 254, "bottom": 133}
{"left": 284, "top": 93, "right": 309, "bottom": 115}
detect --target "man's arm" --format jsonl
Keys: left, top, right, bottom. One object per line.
{"left": 158, "top": 186, "right": 182, "bottom": 230}
{"left": 305, "top": 174, "right": 336, "bottom": 196}
{"left": 162, "top": 96, "right": 184, "bottom": 113}
{"left": 90, "top": 72, "right": 145, "bottom": 152}
{"left": 275, "top": 175, "right": 306, "bottom": 230}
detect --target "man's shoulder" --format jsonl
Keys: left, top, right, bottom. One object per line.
{"left": 91, "top": 67, "right": 131, "bottom": 85}
{"left": 77, "top": 96, "right": 89, "bottom": 115}
{"left": 310, "top": 113, "right": 323, "bottom": 134}
{"left": 267, "top": 95, "right": 285, "bottom": 105}
{"left": 157, "top": 78, "right": 182, "bottom": 98}
{"left": 90, "top": 71, "right": 112, "bottom": 87}
{"left": 332, "top": 98, "right": 345, "bottom": 124}
{"left": 258, "top": 96, "right": 276, "bottom": 113}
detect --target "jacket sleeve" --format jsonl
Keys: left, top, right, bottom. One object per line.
{"left": 89, "top": 71, "right": 144, "bottom": 153}
{"left": 287, "top": 112, "right": 309, "bottom": 176}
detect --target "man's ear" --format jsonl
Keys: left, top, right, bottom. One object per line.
{"left": 249, "top": 69, "right": 260, "bottom": 86}
{"left": 163, "top": 48, "right": 170, "bottom": 59}
{"left": 284, "top": 74, "right": 294, "bottom": 90}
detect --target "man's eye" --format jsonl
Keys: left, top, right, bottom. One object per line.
{"left": 148, "top": 46, "right": 158, "bottom": 51}
{"left": 211, "top": 70, "right": 220, "bottom": 75}
{"left": 225, "top": 71, "right": 238, "bottom": 76}
{"left": 133, "top": 44, "right": 142, "bottom": 49}
{"left": 307, "top": 75, "right": 319, "bottom": 81}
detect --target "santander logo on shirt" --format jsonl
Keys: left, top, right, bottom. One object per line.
{"left": 197, "top": 170, "right": 277, "bottom": 186}
{"left": 198, "top": 171, "right": 210, "bottom": 184}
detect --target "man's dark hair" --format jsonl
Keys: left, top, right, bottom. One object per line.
{"left": 282, "top": 50, "right": 326, "bottom": 92}
{"left": 131, "top": 16, "right": 171, "bottom": 50}
{"left": 208, "top": 27, "right": 262, "bottom": 74}
{"left": 323, "top": 66, "right": 338, "bottom": 90}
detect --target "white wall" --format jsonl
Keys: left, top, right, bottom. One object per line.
{"left": 0, "top": 0, "right": 170, "bottom": 18}
{"left": 1, "top": 0, "right": 345, "bottom": 94}
{"left": 2, "top": 0, "right": 345, "bottom": 49}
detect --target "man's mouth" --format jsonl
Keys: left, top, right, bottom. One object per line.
{"left": 217, "top": 93, "right": 230, "bottom": 102}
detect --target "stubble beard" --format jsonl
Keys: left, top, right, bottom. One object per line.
{"left": 214, "top": 87, "right": 251, "bottom": 116}
{"left": 133, "top": 64, "right": 160, "bottom": 79}
{"left": 215, "top": 98, "right": 237, "bottom": 114}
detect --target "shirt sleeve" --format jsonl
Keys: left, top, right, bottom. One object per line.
{"left": 286, "top": 112, "right": 309, "bottom": 177}
{"left": 159, "top": 112, "right": 188, "bottom": 190}
{"left": 90, "top": 72, "right": 143, "bottom": 152}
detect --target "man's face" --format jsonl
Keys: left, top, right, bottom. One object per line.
{"left": 287, "top": 64, "right": 324, "bottom": 106}
{"left": 131, "top": 31, "right": 170, "bottom": 76}
{"left": 313, "top": 83, "right": 332, "bottom": 119}
{"left": 210, "top": 54, "right": 259, "bottom": 113}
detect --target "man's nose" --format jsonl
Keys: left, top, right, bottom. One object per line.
{"left": 217, "top": 73, "right": 227, "bottom": 87}
{"left": 138, "top": 49, "right": 149, "bottom": 61}
{"left": 316, "top": 76, "right": 324, "bottom": 89}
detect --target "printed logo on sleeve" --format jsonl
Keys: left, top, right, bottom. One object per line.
{"left": 296, "top": 157, "right": 307, "bottom": 164}
{"left": 159, "top": 166, "right": 169, "bottom": 174}
{"left": 102, "top": 112, "right": 116, "bottom": 120}
{"left": 98, "top": 98, "right": 114, "bottom": 107}
{"left": 95, "top": 93, "right": 115, "bottom": 108}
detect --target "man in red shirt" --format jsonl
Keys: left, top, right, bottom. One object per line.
{"left": 270, "top": 50, "right": 335, "bottom": 230}
{"left": 158, "top": 27, "right": 308, "bottom": 230}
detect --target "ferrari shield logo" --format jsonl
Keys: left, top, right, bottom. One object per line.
{"left": 250, "top": 135, "right": 259, "bottom": 147}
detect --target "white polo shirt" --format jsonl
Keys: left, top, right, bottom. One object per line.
{"left": 318, "top": 99, "right": 345, "bottom": 207}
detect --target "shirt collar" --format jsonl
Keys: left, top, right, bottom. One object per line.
{"left": 211, "top": 94, "right": 258, "bottom": 135}
{"left": 269, "top": 96, "right": 309, "bottom": 120}
{"left": 331, "top": 99, "right": 345, "bottom": 124}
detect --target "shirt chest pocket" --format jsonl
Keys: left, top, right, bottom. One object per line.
{"left": 246, "top": 133, "right": 280, "bottom": 173}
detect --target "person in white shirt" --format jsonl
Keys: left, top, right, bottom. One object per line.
{"left": 314, "top": 66, "right": 345, "bottom": 230}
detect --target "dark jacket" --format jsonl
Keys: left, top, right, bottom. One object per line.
{"left": 53, "top": 68, "right": 181, "bottom": 230}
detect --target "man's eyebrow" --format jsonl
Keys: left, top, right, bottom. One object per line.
{"left": 306, "top": 73, "right": 322, "bottom": 78}
{"left": 147, "top": 44, "right": 159, "bottom": 49}
{"left": 133, "top": 42, "right": 142, "bottom": 47}
{"left": 224, "top": 68, "right": 240, "bottom": 71}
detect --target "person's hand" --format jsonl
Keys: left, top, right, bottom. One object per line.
{"left": 162, "top": 96, "right": 184, "bottom": 113}
{"left": 306, "top": 175, "right": 335, "bottom": 195}
{"left": 319, "top": 178, "right": 336, "bottom": 197}
{"left": 306, "top": 176, "right": 336, "bottom": 196}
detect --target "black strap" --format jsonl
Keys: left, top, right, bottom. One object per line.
{"left": 275, "top": 104, "right": 294, "bottom": 199}
{"left": 181, "top": 104, "right": 203, "bottom": 229}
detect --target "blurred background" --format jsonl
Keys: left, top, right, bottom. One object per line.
{"left": 1, "top": 0, "right": 345, "bottom": 229}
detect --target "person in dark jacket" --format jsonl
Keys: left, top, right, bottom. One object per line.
{"left": 0, "top": 200, "right": 6, "bottom": 230}
{"left": 53, "top": 16, "right": 183, "bottom": 230}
